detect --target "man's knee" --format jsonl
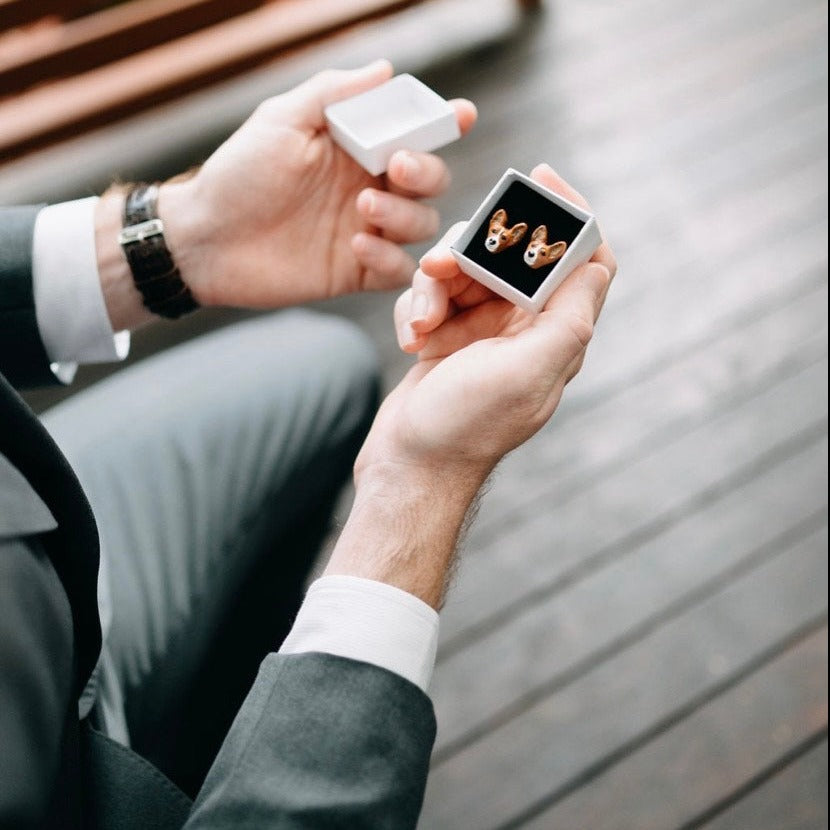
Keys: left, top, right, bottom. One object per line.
{"left": 245, "top": 310, "right": 381, "bottom": 448}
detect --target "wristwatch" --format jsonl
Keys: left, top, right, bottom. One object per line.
{"left": 118, "top": 183, "right": 199, "bottom": 319}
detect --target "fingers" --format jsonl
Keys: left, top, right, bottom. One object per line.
{"left": 409, "top": 221, "right": 476, "bottom": 330}
{"left": 392, "top": 223, "right": 464, "bottom": 350}
{"left": 387, "top": 150, "right": 452, "bottom": 198}
{"left": 394, "top": 221, "right": 496, "bottom": 350}
{"left": 385, "top": 98, "right": 476, "bottom": 197}
{"left": 356, "top": 189, "right": 440, "bottom": 243}
{"left": 526, "top": 261, "right": 610, "bottom": 376}
{"left": 394, "top": 289, "right": 430, "bottom": 353}
{"left": 450, "top": 98, "right": 478, "bottom": 137}
{"left": 530, "top": 162, "right": 618, "bottom": 284}
{"left": 271, "top": 60, "right": 394, "bottom": 128}
{"left": 408, "top": 266, "right": 484, "bottom": 331}
{"left": 544, "top": 261, "right": 610, "bottom": 324}
{"left": 416, "top": 299, "right": 516, "bottom": 360}
{"left": 351, "top": 233, "right": 417, "bottom": 291}
{"left": 530, "top": 163, "right": 591, "bottom": 210}
{"left": 418, "top": 222, "right": 468, "bottom": 279}
{"left": 591, "top": 239, "right": 617, "bottom": 283}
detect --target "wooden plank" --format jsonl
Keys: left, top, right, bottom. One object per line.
{"left": 441, "top": 0, "right": 821, "bottom": 123}
{"left": 431, "top": 422, "right": 827, "bottom": 756}
{"left": 0, "top": 0, "right": 266, "bottom": 96}
{"left": 439, "top": 349, "right": 828, "bottom": 655}
{"left": 419, "top": 526, "right": 828, "bottom": 829}
{"left": 446, "top": 0, "right": 826, "bottom": 194}
{"left": 467, "top": 275, "right": 827, "bottom": 547}
{"left": 0, "top": 0, "right": 427, "bottom": 160}
{"left": 519, "top": 627, "right": 828, "bottom": 830}
{"left": 697, "top": 739, "right": 828, "bottom": 830}
{"left": 0, "top": 0, "right": 92, "bottom": 30}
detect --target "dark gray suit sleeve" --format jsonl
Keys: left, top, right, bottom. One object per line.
{"left": 0, "top": 205, "right": 60, "bottom": 389}
{"left": 186, "top": 652, "right": 437, "bottom": 829}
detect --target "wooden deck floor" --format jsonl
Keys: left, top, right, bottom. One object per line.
{"left": 405, "top": 1, "right": 829, "bottom": 827}
{"left": 9, "top": 0, "right": 828, "bottom": 826}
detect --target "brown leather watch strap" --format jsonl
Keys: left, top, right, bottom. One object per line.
{"left": 119, "top": 184, "right": 199, "bottom": 319}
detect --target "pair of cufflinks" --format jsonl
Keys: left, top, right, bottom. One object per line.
{"left": 484, "top": 209, "right": 568, "bottom": 270}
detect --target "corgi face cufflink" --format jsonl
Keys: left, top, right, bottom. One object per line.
{"left": 524, "top": 225, "right": 568, "bottom": 270}
{"left": 450, "top": 169, "right": 602, "bottom": 314}
{"left": 485, "top": 209, "right": 528, "bottom": 253}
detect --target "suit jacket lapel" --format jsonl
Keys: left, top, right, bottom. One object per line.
{"left": 1, "top": 372, "right": 102, "bottom": 699}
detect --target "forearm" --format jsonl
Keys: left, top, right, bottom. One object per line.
{"left": 324, "top": 461, "right": 487, "bottom": 610}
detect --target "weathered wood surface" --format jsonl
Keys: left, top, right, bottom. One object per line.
{"left": 411, "top": 0, "right": 827, "bottom": 827}
{"left": 0, "top": 0, "right": 434, "bottom": 160}
{"left": 11, "top": 0, "right": 828, "bottom": 825}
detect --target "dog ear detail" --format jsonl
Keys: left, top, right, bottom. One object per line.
{"left": 485, "top": 209, "right": 527, "bottom": 253}
{"left": 548, "top": 240, "right": 568, "bottom": 260}
{"left": 510, "top": 223, "right": 528, "bottom": 244}
{"left": 524, "top": 226, "right": 568, "bottom": 269}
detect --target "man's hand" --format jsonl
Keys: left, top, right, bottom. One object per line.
{"left": 364, "top": 164, "right": 616, "bottom": 480}
{"left": 158, "top": 60, "right": 477, "bottom": 309}
{"left": 324, "top": 165, "right": 616, "bottom": 608}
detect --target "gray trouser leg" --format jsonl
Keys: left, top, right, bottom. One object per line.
{"left": 41, "top": 310, "right": 380, "bottom": 794}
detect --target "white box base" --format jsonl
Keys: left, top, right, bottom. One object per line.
{"left": 450, "top": 169, "right": 602, "bottom": 314}
{"left": 324, "top": 74, "right": 460, "bottom": 176}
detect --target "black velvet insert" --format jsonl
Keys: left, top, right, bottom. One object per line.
{"left": 463, "top": 181, "right": 585, "bottom": 298}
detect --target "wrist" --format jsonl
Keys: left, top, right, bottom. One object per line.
{"left": 95, "top": 188, "right": 155, "bottom": 331}
{"left": 324, "top": 460, "right": 487, "bottom": 609}
{"left": 156, "top": 176, "right": 214, "bottom": 306}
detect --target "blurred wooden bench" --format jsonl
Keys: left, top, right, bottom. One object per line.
{"left": 0, "top": 0, "right": 454, "bottom": 163}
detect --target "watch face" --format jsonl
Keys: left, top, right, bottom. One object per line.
{"left": 462, "top": 180, "right": 586, "bottom": 298}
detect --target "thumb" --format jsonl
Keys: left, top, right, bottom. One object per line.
{"left": 278, "top": 59, "right": 394, "bottom": 129}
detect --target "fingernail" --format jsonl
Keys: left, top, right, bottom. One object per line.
{"left": 531, "top": 162, "right": 557, "bottom": 179}
{"left": 352, "top": 232, "right": 370, "bottom": 254}
{"left": 358, "top": 190, "right": 377, "bottom": 216}
{"left": 401, "top": 323, "right": 419, "bottom": 351}
{"left": 582, "top": 263, "right": 609, "bottom": 295}
{"left": 410, "top": 291, "right": 429, "bottom": 321}
{"left": 367, "top": 58, "right": 392, "bottom": 73}
{"left": 400, "top": 151, "right": 420, "bottom": 179}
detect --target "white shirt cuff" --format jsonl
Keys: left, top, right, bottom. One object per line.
{"left": 279, "top": 575, "right": 439, "bottom": 693}
{"left": 32, "top": 197, "right": 130, "bottom": 382}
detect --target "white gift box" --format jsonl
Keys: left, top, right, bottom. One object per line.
{"left": 324, "top": 74, "right": 460, "bottom": 176}
{"left": 450, "top": 169, "right": 603, "bottom": 314}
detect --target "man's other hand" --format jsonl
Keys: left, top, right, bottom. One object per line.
{"left": 158, "top": 60, "right": 477, "bottom": 309}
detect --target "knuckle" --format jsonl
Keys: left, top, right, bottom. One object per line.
{"left": 254, "top": 97, "right": 279, "bottom": 118}
{"left": 431, "top": 163, "right": 451, "bottom": 193}
{"left": 591, "top": 262, "right": 612, "bottom": 291}
{"left": 568, "top": 312, "right": 594, "bottom": 349}
{"left": 378, "top": 243, "right": 414, "bottom": 281}
{"left": 422, "top": 206, "right": 441, "bottom": 237}
{"left": 394, "top": 288, "right": 413, "bottom": 315}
